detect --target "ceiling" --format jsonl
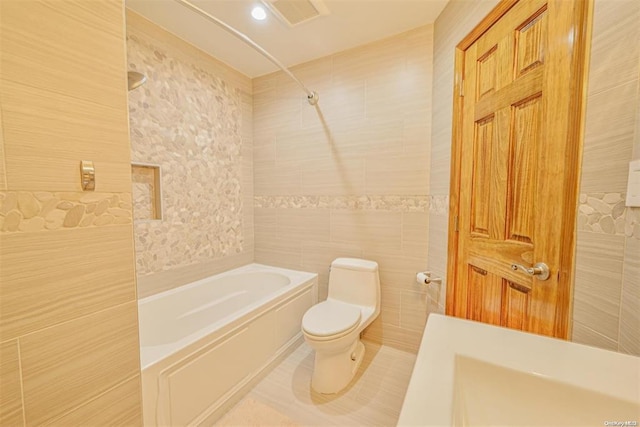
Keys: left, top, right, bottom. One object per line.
{"left": 125, "top": 0, "right": 449, "bottom": 78}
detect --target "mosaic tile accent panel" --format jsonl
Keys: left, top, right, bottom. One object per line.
{"left": 0, "top": 191, "right": 132, "bottom": 232}
{"left": 429, "top": 195, "right": 449, "bottom": 215}
{"left": 127, "top": 32, "right": 245, "bottom": 276}
{"left": 577, "top": 193, "right": 640, "bottom": 239}
{"left": 253, "top": 195, "right": 429, "bottom": 212}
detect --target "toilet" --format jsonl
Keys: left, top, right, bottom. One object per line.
{"left": 301, "top": 258, "right": 380, "bottom": 394}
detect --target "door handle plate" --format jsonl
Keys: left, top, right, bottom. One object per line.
{"left": 510, "top": 262, "right": 550, "bottom": 281}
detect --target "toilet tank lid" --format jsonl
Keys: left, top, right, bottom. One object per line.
{"left": 331, "top": 258, "right": 378, "bottom": 272}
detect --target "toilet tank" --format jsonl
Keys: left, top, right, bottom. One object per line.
{"left": 328, "top": 258, "right": 380, "bottom": 309}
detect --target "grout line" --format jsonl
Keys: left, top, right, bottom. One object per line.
{"left": 16, "top": 338, "right": 27, "bottom": 427}
{"left": 573, "top": 320, "right": 618, "bottom": 348}
{"left": 363, "top": 78, "right": 369, "bottom": 120}
{"left": 0, "top": 105, "right": 7, "bottom": 191}
{"left": 400, "top": 211, "right": 405, "bottom": 252}
{"left": 1, "top": 74, "right": 126, "bottom": 111}
{"left": 42, "top": 373, "right": 140, "bottom": 426}
{"left": 12, "top": 299, "right": 137, "bottom": 341}
{"left": 585, "top": 74, "right": 639, "bottom": 98}
{"left": 615, "top": 236, "right": 629, "bottom": 352}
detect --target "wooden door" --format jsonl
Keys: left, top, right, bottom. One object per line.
{"left": 446, "top": 0, "right": 592, "bottom": 338}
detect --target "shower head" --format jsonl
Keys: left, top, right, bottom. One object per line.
{"left": 127, "top": 71, "right": 147, "bottom": 91}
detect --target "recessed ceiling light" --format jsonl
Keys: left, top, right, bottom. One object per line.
{"left": 251, "top": 6, "right": 267, "bottom": 21}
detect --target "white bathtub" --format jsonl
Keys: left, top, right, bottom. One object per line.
{"left": 139, "top": 263, "right": 317, "bottom": 426}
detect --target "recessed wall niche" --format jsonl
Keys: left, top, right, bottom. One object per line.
{"left": 131, "top": 163, "right": 162, "bottom": 221}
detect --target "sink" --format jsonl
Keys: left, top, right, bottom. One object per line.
{"left": 453, "top": 355, "right": 638, "bottom": 426}
{"left": 398, "top": 314, "right": 640, "bottom": 426}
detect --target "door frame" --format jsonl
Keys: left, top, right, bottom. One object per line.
{"left": 445, "top": 0, "right": 594, "bottom": 339}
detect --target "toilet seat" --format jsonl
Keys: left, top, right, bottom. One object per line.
{"left": 302, "top": 300, "right": 361, "bottom": 340}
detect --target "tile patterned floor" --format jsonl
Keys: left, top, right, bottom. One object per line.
{"left": 216, "top": 340, "right": 417, "bottom": 426}
{"left": 217, "top": 398, "right": 300, "bottom": 427}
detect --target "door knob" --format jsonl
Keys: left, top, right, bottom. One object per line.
{"left": 510, "top": 262, "right": 550, "bottom": 281}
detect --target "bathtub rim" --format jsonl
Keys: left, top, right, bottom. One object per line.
{"left": 138, "top": 263, "right": 317, "bottom": 370}
{"left": 138, "top": 263, "right": 311, "bottom": 305}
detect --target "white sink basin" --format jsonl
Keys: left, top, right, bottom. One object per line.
{"left": 398, "top": 314, "right": 640, "bottom": 426}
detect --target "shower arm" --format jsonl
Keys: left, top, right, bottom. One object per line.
{"left": 173, "top": 0, "right": 319, "bottom": 105}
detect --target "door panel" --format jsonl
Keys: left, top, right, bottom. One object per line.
{"left": 477, "top": 47, "right": 498, "bottom": 99}
{"left": 514, "top": 8, "right": 547, "bottom": 77}
{"left": 507, "top": 95, "right": 540, "bottom": 244}
{"left": 468, "top": 265, "right": 503, "bottom": 324}
{"left": 470, "top": 116, "right": 493, "bottom": 237}
{"left": 502, "top": 282, "right": 530, "bottom": 330}
{"left": 447, "top": 0, "right": 591, "bottom": 338}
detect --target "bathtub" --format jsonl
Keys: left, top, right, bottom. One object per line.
{"left": 139, "top": 264, "right": 317, "bottom": 426}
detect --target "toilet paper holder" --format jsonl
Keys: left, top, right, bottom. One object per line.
{"left": 418, "top": 271, "right": 442, "bottom": 285}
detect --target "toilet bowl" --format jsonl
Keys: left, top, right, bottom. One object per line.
{"left": 301, "top": 258, "right": 380, "bottom": 394}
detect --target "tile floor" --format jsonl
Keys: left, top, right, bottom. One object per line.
{"left": 216, "top": 340, "right": 417, "bottom": 426}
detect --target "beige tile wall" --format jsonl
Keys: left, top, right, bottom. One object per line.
{"left": 0, "top": 1, "right": 142, "bottom": 425}
{"left": 125, "top": 11, "right": 255, "bottom": 298}
{"left": 428, "top": 0, "right": 640, "bottom": 356}
{"left": 253, "top": 26, "right": 433, "bottom": 353}
{"left": 0, "top": 107, "right": 6, "bottom": 192}
{"left": 571, "top": 0, "right": 640, "bottom": 356}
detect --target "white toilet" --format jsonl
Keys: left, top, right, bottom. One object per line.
{"left": 301, "top": 258, "right": 380, "bottom": 394}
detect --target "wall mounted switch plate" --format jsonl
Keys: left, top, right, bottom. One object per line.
{"left": 80, "top": 160, "right": 95, "bottom": 191}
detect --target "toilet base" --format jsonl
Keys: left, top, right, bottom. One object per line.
{"left": 310, "top": 339, "right": 365, "bottom": 394}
